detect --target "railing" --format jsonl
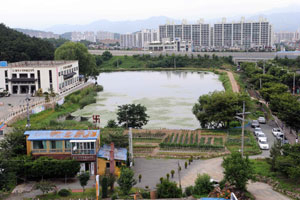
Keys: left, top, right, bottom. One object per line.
{"left": 31, "top": 149, "right": 48, "bottom": 153}
{"left": 0, "top": 81, "right": 90, "bottom": 125}
{"left": 49, "top": 149, "right": 63, "bottom": 153}
{"left": 72, "top": 149, "right": 96, "bottom": 155}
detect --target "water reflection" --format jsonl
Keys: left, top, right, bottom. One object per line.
{"left": 72, "top": 71, "right": 224, "bottom": 129}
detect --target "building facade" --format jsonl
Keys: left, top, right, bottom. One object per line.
{"left": 24, "top": 130, "right": 100, "bottom": 175}
{"left": 158, "top": 18, "right": 274, "bottom": 51}
{"left": 0, "top": 60, "right": 80, "bottom": 95}
{"left": 144, "top": 38, "right": 192, "bottom": 52}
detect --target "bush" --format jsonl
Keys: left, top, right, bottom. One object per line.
{"left": 156, "top": 179, "right": 182, "bottom": 198}
{"left": 58, "top": 189, "right": 71, "bottom": 197}
{"left": 193, "top": 174, "right": 213, "bottom": 195}
{"left": 185, "top": 186, "right": 194, "bottom": 196}
{"left": 141, "top": 190, "right": 150, "bottom": 199}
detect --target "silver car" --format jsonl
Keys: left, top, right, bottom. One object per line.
{"left": 258, "top": 117, "right": 266, "bottom": 124}
{"left": 251, "top": 120, "right": 260, "bottom": 128}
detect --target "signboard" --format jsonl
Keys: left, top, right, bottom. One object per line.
{"left": 32, "top": 105, "right": 45, "bottom": 114}
{"left": 0, "top": 61, "right": 7, "bottom": 67}
{"left": 93, "top": 115, "right": 100, "bottom": 124}
{"left": 72, "top": 154, "right": 96, "bottom": 161}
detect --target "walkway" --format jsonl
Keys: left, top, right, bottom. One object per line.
{"left": 217, "top": 69, "right": 240, "bottom": 93}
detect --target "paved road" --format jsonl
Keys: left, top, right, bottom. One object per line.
{"left": 248, "top": 182, "right": 291, "bottom": 200}
{"left": 89, "top": 50, "right": 300, "bottom": 60}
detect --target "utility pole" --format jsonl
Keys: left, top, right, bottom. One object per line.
{"left": 293, "top": 72, "right": 296, "bottom": 95}
{"left": 128, "top": 128, "right": 133, "bottom": 166}
{"left": 259, "top": 78, "right": 262, "bottom": 89}
{"left": 236, "top": 101, "right": 250, "bottom": 157}
{"left": 177, "top": 161, "right": 181, "bottom": 189}
{"left": 263, "top": 61, "right": 265, "bottom": 74}
{"left": 25, "top": 93, "right": 31, "bottom": 128}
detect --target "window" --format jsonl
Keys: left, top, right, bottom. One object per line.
{"left": 65, "top": 140, "right": 71, "bottom": 149}
{"left": 12, "top": 74, "right": 17, "bottom": 78}
{"left": 33, "top": 141, "right": 47, "bottom": 149}
{"left": 71, "top": 141, "right": 96, "bottom": 155}
{"left": 116, "top": 161, "right": 122, "bottom": 167}
{"left": 50, "top": 141, "right": 62, "bottom": 149}
{"left": 4, "top": 70, "right": 8, "bottom": 77}
{"left": 106, "top": 162, "right": 110, "bottom": 168}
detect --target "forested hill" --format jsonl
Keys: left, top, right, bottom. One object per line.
{"left": 0, "top": 24, "right": 54, "bottom": 62}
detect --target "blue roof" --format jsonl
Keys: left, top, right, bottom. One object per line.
{"left": 97, "top": 144, "right": 127, "bottom": 161}
{"left": 200, "top": 198, "right": 227, "bottom": 200}
{"left": 24, "top": 130, "right": 100, "bottom": 141}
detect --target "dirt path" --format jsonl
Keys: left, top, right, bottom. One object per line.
{"left": 218, "top": 70, "right": 240, "bottom": 93}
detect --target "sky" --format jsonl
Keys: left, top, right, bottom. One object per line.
{"left": 1, "top": 0, "right": 300, "bottom": 29}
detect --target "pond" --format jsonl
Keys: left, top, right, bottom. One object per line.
{"left": 72, "top": 71, "right": 224, "bottom": 129}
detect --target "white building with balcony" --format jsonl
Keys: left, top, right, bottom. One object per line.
{"left": 0, "top": 60, "right": 80, "bottom": 95}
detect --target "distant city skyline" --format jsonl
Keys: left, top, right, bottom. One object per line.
{"left": 1, "top": 0, "right": 300, "bottom": 30}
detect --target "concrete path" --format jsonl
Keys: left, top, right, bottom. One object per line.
{"left": 248, "top": 182, "right": 291, "bottom": 200}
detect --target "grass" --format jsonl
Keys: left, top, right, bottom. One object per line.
{"left": 199, "top": 137, "right": 205, "bottom": 145}
{"left": 32, "top": 188, "right": 96, "bottom": 200}
{"left": 251, "top": 159, "right": 300, "bottom": 195}
{"left": 12, "top": 85, "right": 103, "bottom": 130}
{"left": 225, "top": 129, "right": 261, "bottom": 155}
{"left": 218, "top": 72, "right": 233, "bottom": 92}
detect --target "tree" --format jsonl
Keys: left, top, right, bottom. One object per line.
{"left": 222, "top": 152, "right": 254, "bottom": 191}
{"left": 102, "top": 51, "right": 113, "bottom": 61}
{"left": 193, "top": 173, "right": 214, "bottom": 195}
{"left": 101, "top": 176, "right": 108, "bottom": 198}
{"left": 54, "top": 42, "right": 98, "bottom": 77}
{"left": 117, "top": 167, "right": 137, "bottom": 195}
{"left": 106, "top": 119, "right": 119, "bottom": 128}
{"left": 0, "top": 128, "right": 26, "bottom": 158}
{"left": 0, "top": 24, "right": 54, "bottom": 62}
{"left": 193, "top": 91, "right": 251, "bottom": 128}
{"left": 171, "top": 170, "right": 175, "bottom": 178}
{"left": 77, "top": 171, "right": 90, "bottom": 192}
{"left": 35, "top": 181, "right": 56, "bottom": 195}
{"left": 156, "top": 179, "right": 182, "bottom": 198}
{"left": 103, "top": 131, "right": 128, "bottom": 148}
{"left": 117, "top": 104, "right": 149, "bottom": 128}
{"left": 260, "top": 82, "right": 288, "bottom": 102}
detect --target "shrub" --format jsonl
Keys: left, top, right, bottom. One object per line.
{"left": 101, "top": 176, "right": 108, "bottom": 198}
{"left": 58, "top": 189, "right": 71, "bottom": 197}
{"left": 185, "top": 186, "right": 194, "bottom": 196}
{"left": 193, "top": 174, "right": 213, "bottom": 195}
{"left": 156, "top": 179, "right": 182, "bottom": 198}
{"left": 141, "top": 190, "right": 150, "bottom": 198}
{"left": 171, "top": 170, "right": 175, "bottom": 178}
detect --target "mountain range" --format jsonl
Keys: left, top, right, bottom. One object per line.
{"left": 16, "top": 4, "right": 300, "bottom": 34}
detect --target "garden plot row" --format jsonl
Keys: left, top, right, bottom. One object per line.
{"left": 160, "top": 132, "right": 225, "bottom": 150}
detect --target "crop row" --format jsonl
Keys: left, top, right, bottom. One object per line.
{"left": 159, "top": 142, "right": 225, "bottom": 150}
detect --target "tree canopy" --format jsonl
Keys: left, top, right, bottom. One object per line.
{"left": 0, "top": 23, "right": 54, "bottom": 62}
{"left": 54, "top": 41, "right": 98, "bottom": 77}
{"left": 222, "top": 152, "right": 254, "bottom": 191}
{"left": 117, "top": 167, "right": 137, "bottom": 195}
{"left": 192, "top": 91, "right": 251, "bottom": 128}
{"left": 117, "top": 104, "right": 149, "bottom": 128}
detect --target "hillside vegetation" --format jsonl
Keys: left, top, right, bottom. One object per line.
{"left": 0, "top": 24, "right": 54, "bottom": 62}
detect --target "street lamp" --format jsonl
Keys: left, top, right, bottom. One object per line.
{"left": 25, "top": 93, "right": 31, "bottom": 128}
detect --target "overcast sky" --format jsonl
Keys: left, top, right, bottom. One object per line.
{"left": 1, "top": 0, "right": 300, "bottom": 29}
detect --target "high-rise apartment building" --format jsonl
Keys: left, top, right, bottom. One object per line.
{"left": 159, "top": 18, "right": 274, "bottom": 51}
{"left": 120, "top": 29, "right": 159, "bottom": 49}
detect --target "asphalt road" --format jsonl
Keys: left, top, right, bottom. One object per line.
{"left": 248, "top": 122, "right": 278, "bottom": 158}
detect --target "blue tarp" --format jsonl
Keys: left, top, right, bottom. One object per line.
{"left": 24, "top": 130, "right": 100, "bottom": 141}
{"left": 97, "top": 144, "right": 127, "bottom": 161}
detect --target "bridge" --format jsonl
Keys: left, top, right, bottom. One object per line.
{"left": 89, "top": 50, "right": 300, "bottom": 64}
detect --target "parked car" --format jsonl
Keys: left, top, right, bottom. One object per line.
{"left": 256, "top": 132, "right": 267, "bottom": 141}
{"left": 272, "top": 128, "right": 283, "bottom": 137}
{"left": 258, "top": 138, "right": 269, "bottom": 150}
{"left": 210, "top": 179, "right": 219, "bottom": 187}
{"left": 277, "top": 135, "right": 289, "bottom": 144}
{"left": 258, "top": 117, "right": 266, "bottom": 124}
{"left": 253, "top": 127, "right": 262, "bottom": 136}
{"left": 251, "top": 120, "right": 260, "bottom": 128}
